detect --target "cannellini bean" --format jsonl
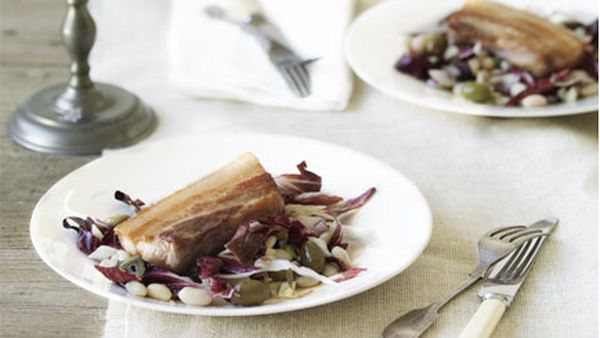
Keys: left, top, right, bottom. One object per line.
{"left": 88, "top": 245, "right": 118, "bottom": 261}
{"left": 467, "top": 58, "right": 480, "bottom": 74}
{"left": 125, "top": 281, "right": 147, "bottom": 297}
{"left": 428, "top": 69, "right": 455, "bottom": 88}
{"left": 308, "top": 237, "right": 332, "bottom": 257}
{"left": 563, "top": 87, "right": 578, "bottom": 103}
{"left": 473, "top": 41, "right": 483, "bottom": 56}
{"left": 319, "top": 223, "right": 336, "bottom": 244}
{"left": 493, "top": 94, "right": 510, "bottom": 106}
{"left": 443, "top": 45, "right": 459, "bottom": 61}
{"left": 476, "top": 70, "right": 490, "bottom": 84}
{"left": 331, "top": 247, "right": 351, "bottom": 268}
{"left": 178, "top": 287, "right": 212, "bottom": 306}
{"left": 579, "top": 83, "right": 598, "bottom": 97}
{"left": 115, "top": 250, "right": 131, "bottom": 261}
{"left": 481, "top": 57, "right": 495, "bottom": 70}
{"left": 521, "top": 94, "right": 548, "bottom": 107}
{"left": 323, "top": 263, "right": 339, "bottom": 277}
{"left": 509, "top": 82, "right": 527, "bottom": 97}
{"left": 265, "top": 236, "right": 277, "bottom": 250}
{"left": 444, "top": 65, "right": 460, "bottom": 77}
{"left": 410, "top": 35, "right": 427, "bottom": 55}
{"left": 296, "top": 276, "right": 320, "bottom": 288}
{"left": 98, "top": 255, "right": 118, "bottom": 268}
{"left": 147, "top": 283, "right": 172, "bottom": 301}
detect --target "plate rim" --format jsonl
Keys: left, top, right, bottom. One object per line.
{"left": 344, "top": 0, "right": 598, "bottom": 118}
{"left": 30, "top": 131, "right": 433, "bottom": 316}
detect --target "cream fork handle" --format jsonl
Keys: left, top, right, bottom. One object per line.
{"left": 459, "top": 298, "right": 507, "bottom": 338}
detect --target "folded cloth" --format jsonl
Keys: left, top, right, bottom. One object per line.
{"left": 168, "top": 0, "right": 356, "bottom": 111}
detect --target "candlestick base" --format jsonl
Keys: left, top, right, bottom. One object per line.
{"left": 7, "top": 83, "right": 156, "bottom": 155}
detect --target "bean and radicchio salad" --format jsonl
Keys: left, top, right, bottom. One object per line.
{"left": 63, "top": 153, "right": 375, "bottom": 307}
{"left": 395, "top": 1, "right": 598, "bottom": 107}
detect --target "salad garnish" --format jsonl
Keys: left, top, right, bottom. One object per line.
{"left": 63, "top": 161, "right": 376, "bottom": 307}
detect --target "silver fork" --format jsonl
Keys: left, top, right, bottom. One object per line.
{"left": 487, "top": 232, "right": 545, "bottom": 283}
{"left": 204, "top": 6, "right": 316, "bottom": 97}
{"left": 382, "top": 219, "right": 556, "bottom": 338}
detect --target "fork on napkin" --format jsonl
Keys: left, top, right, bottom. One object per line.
{"left": 168, "top": 0, "right": 356, "bottom": 111}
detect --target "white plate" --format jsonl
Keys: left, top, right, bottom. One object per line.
{"left": 345, "top": 0, "right": 598, "bottom": 118}
{"left": 30, "top": 133, "right": 432, "bottom": 316}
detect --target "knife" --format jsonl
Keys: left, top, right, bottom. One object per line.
{"left": 459, "top": 217, "right": 558, "bottom": 338}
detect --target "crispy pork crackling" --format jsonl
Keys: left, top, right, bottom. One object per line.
{"left": 447, "top": 0, "right": 585, "bottom": 77}
{"left": 115, "top": 153, "right": 284, "bottom": 273}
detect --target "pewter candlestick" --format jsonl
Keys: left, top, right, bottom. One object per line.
{"left": 7, "top": 0, "right": 156, "bottom": 155}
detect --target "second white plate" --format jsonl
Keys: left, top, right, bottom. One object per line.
{"left": 345, "top": 0, "right": 598, "bottom": 118}
{"left": 30, "top": 132, "right": 432, "bottom": 316}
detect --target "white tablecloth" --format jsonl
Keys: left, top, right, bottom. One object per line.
{"left": 92, "top": 1, "right": 598, "bottom": 337}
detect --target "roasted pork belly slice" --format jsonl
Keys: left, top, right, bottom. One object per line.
{"left": 446, "top": 0, "right": 584, "bottom": 77}
{"left": 115, "top": 153, "right": 284, "bottom": 273}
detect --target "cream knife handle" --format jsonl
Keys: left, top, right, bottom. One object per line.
{"left": 459, "top": 297, "right": 507, "bottom": 338}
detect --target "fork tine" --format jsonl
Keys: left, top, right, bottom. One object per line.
{"left": 496, "top": 240, "right": 532, "bottom": 279}
{"left": 510, "top": 232, "right": 547, "bottom": 248}
{"left": 505, "top": 229, "right": 542, "bottom": 242}
{"left": 283, "top": 65, "right": 308, "bottom": 97}
{"left": 288, "top": 65, "right": 310, "bottom": 97}
{"left": 301, "top": 57, "right": 320, "bottom": 66}
{"left": 512, "top": 237, "right": 543, "bottom": 278}
{"left": 497, "top": 228, "right": 528, "bottom": 240}
{"left": 278, "top": 65, "right": 303, "bottom": 97}
{"left": 297, "top": 63, "right": 311, "bottom": 92}
{"left": 488, "top": 225, "right": 525, "bottom": 237}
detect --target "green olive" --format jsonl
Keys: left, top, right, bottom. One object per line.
{"left": 118, "top": 256, "right": 145, "bottom": 278}
{"left": 425, "top": 33, "right": 447, "bottom": 55}
{"left": 300, "top": 241, "right": 325, "bottom": 273}
{"left": 230, "top": 279, "right": 271, "bottom": 306}
{"left": 269, "top": 269, "right": 294, "bottom": 282}
{"left": 459, "top": 82, "right": 492, "bottom": 103}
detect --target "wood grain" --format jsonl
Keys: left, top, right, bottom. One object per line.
{"left": 0, "top": 1, "right": 107, "bottom": 337}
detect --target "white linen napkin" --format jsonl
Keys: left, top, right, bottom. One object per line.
{"left": 168, "top": 0, "right": 355, "bottom": 111}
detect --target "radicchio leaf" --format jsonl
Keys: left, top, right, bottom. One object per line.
{"left": 580, "top": 52, "right": 598, "bottom": 79}
{"left": 224, "top": 222, "right": 290, "bottom": 267}
{"left": 63, "top": 216, "right": 120, "bottom": 254}
{"left": 333, "top": 267, "right": 367, "bottom": 283}
{"left": 266, "top": 215, "right": 320, "bottom": 246}
{"left": 95, "top": 265, "right": 138, "bottom": 284}
{"left": 114, "top": 190, "right": 145, "bottom": 212}
{"left": 454, "top": 60, "right": 475, "bottom": 81}
{"left": 289, "top": 192, "right": 343, "bottom": 205}
{"left": 274, "top": 161, "right": 322, "bottom": 199}
{"left": 142, "top": 266, "right": 202, "bottom": 293}
{"left": 207, "top": 277, "right": 234, "bottom": 299}
{"left": 457, "top": 45, "right": 475, "bottom": 60}
{"left": 219, "top": 252, "right": 260, "bottom": 274}
{"left": 196, "top": 256, "right": 224, "bottom": 279}
{"left": 328, "top": 187, "right": 377, "bottom": 218}
{"left": 506, "top": 69, "right": 570, "bottom": 106}
{"left": 588, "top": 19, "right": 598, "bottom": 47}
{"left": 327, "top": 221, "right": 344, "bottom": 250}
{"left": 394, "top": 54, "right": 438, "bottom": 80}
{"left": 224, "top": 222, "right": 272, "bottom": 267}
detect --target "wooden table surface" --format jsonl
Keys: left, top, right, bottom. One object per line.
{"left": 0, "top": 1, "right": 106, "bottom": 337}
